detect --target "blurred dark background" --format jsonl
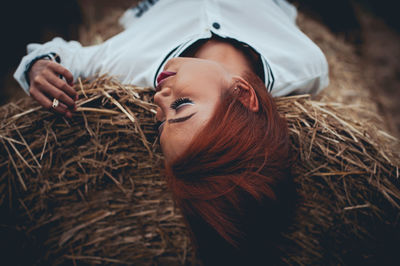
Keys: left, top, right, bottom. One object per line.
{"left": 293, "top": 0, "right": 400, "bottom": 41}
{"left": 0, "top": 0, "right": 82, "bottom": 103}
{"left": 292, "top": 0, "right": 400, "bottom": 137}
{"left": 0, "top": 0, "right": 399, "bottom": 135}
{"left": 0, "top": 0, "right": 399, "bottom": 264}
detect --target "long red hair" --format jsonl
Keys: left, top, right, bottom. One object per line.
{"left": 164, "top": 71, "right": 294, "bottom": 263}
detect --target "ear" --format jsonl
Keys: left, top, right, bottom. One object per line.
{"left": 232, "top": 76, "right": 259, "bottom": 112}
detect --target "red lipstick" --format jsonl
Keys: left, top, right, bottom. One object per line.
{"left": 156, "top": 71, "right": 176, "bottom": 87}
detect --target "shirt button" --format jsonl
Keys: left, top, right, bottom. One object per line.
{"left": 212, "top": 22, "right": 221, "bottom": 30}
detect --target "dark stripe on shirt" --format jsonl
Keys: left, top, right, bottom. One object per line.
{"left": 153, "top": 46, "right": 179, "bottom": 88}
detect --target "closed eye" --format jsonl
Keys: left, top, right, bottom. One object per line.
{"left": 170, "top": 97, "right": 194, "bottom": 110}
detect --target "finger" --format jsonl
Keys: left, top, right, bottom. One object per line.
{"left": 55, "top": 102, "right": 73, "bottom": 118}
{"left": 39, "top": 79, "right": 76, "bottom": 110}
{"left": 30, "top": 88, "right": 51, "bottom": 109}
{"left": 48, "top": 61, "right": 74, "bottom": 85}
{"left": 47, "top": 71, "right": 77, "bottom": 99}
{"left": 30, "top": 89, "right": 68, "bottom": 116}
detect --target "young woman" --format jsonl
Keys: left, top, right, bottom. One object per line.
{"left": 14, "top": 0, "right": 329, "bottom": 264}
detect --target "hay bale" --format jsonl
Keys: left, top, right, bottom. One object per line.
{"left": 0, "top": 74, "right": 399, "bottom": 265}
{"left": 277, "top": 95, "right": 400, "bottom": 265}
{"left": 0, "top": 76, "right": 198, "bottom": 265}
{"left": 1, "top": 6, "right": 399, "bottom": 265}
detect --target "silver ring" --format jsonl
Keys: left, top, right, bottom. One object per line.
{"left": 52, "top": 98, "right": 59, "bottom": 108}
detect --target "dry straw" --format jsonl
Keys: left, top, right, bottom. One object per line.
{"left": 1, "top": 6, "right": 400, "bottom": 265}
{"left": 0, "top": 74, "right": 399, "bottom": 265}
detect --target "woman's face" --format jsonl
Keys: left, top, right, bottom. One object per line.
{"left": 154, "top": 57, "right": 233, "bottom": 162}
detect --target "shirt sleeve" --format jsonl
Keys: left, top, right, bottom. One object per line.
{"left": 13, "top": 37, "right": 106, "bottom": 94}
{"left": 272, "top": 0, "right": 298, "bottom": 24}
{"left": 269, "top": 44, "right": 330, "bottom": 97}
{"left": 119, "top": 0, "right": 161, "bottom": 29}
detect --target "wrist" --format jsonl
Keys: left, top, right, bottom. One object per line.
{"left": 24, "top": 53, "right": 60, "bottom": 85}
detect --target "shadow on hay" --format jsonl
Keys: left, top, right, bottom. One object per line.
{"left": 0, "top": 76, "right": 399, "bottom": 265}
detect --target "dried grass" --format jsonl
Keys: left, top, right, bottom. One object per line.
{"left": 0, "top": 76, "right": 197, "bottom": 265}
{"left": 1, "top": 6, "right": 400, "bottom": 265}
{"left": 277, "top": 94, "right": 400, "bottom": 264}
{"left": 1, "top": 75, "right": 399, "bottom": 265}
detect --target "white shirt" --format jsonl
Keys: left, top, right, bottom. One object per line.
{"left": 14, "top": 0, "right": 329, "bottom": 97}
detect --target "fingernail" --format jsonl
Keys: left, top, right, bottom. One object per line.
{"left": 75, "top": 95, "right": 78, "bottom": 101}
{"left": 66, "top": 112, "right": 72, "bottom": 119}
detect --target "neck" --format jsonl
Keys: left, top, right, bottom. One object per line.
{"left": 192, "top": 38, "right": 255, "bottom": 76}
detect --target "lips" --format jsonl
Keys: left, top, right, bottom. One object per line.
{"left": 156, "top": 71, "right": 176, "bottom": 88}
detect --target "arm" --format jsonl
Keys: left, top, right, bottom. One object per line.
{"left": 14, "top": 37, "right": 107, "bottom": 116}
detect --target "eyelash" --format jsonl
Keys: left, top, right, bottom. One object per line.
{"left": 170, "top": 97, "right": 193, "bottom": 110}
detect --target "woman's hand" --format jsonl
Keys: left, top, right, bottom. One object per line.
{"left": 28, "top": 60, "right": 77, "bottom": 118}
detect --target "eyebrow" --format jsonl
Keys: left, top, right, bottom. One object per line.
{"left": 167, "top": 112, "right": 196, "bottom": 124}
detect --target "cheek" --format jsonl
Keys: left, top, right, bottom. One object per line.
{"left": 198, "top": 102, "right": 219, "bottom": 124}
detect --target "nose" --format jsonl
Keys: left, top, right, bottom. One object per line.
{"left": 154, "top": 86, "right": 172, "bottom": 106}
{"left": 154, "top": 86, "right": 172, "bottom": 122}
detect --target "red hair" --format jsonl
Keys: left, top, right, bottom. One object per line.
{"left": 165, "top": 71, "right": 294, "bottom": 263}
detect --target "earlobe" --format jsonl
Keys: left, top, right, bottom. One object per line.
{"left": 233, "top": 77, "right": 259, "bottom": 112}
